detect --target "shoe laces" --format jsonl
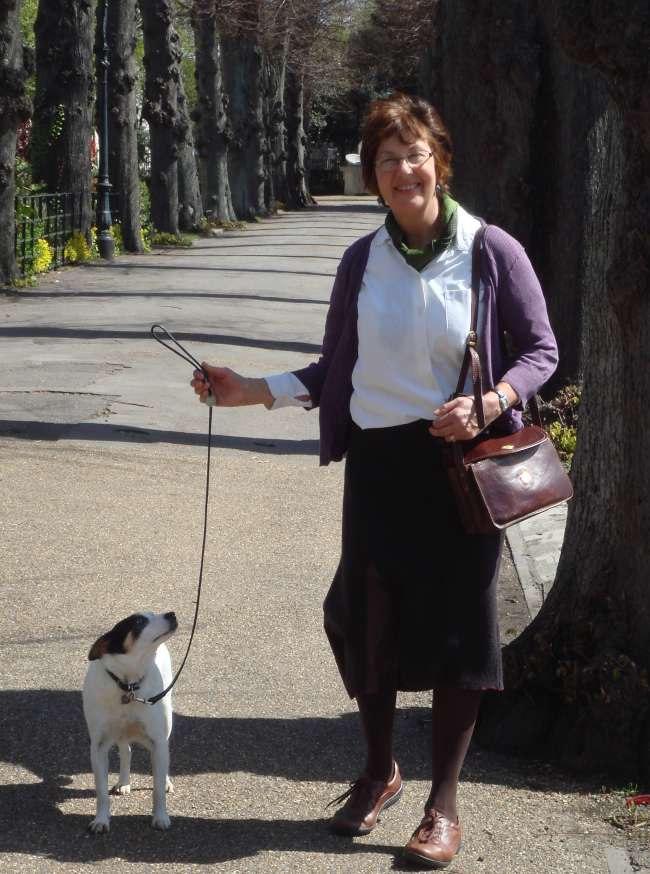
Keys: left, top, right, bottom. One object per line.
{"left": 326, "top": 775, "right": 377, "bottom": 810}
{"left": 420, "top": 810, "right": 446, "bottom": 841}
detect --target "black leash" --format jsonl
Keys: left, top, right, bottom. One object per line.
{"left": 134, "top": 324, "right": 214, "bottom": 706}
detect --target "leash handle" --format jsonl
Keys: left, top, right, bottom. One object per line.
{"left": 145, "top": 324, "right": 213, "bottom": 705}
{"left": 151, "top": 324, "right": 214, "bottom": 402}
{"left": 151, "top": 324, "right": 204, "bottom": 372}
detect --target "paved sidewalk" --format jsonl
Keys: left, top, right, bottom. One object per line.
{"left": 0, "top": 197, "right": 633, "bottom": 874}
{"left": 507, "top": 505, "right": 568, "bottom": 618}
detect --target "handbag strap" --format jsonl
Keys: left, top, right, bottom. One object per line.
{"left": 454, "top": 225, "right": 542, "bottom": 429}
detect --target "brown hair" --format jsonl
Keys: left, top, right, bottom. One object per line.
{"left": 360, "top": 93, "right": 453, "bottom": 196}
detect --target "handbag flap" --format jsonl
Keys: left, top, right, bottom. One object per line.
{"left": 463, "top": 425, "right": 548, "bottom": 464}
{"left": 469, "top": 439, "right": 574, "bottom": 528}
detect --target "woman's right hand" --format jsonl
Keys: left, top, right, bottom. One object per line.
{"left": 190, "top": 363, "right": 273, "bottom": 408}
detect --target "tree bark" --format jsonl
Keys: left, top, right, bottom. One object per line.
{"left": 285, "top": 63, "right": 314, "bottom": 209}
{"left": 192, "top": 6, "right": 235, "bottom": 222}
{"left": 477, "top": 0, "right": 650, "bottom": 781}
{"left": 105, "top": 0, "right": 143, "bottom": 252}
{"left": 0, "top": 0, "right": 31, "bottom": 284}
{"left": 265, "top": 29, "right": 289, "bottom": 208}
{"left": 220, "top": 1, "right": 266, "bottom": 220}
{"left": 32, "top": 0, "right": 97, "bottom": 236}
{"left": 139, "top": 0, "right": 180, "bottom": 235}
{"left": 432, "top": 0, "right": 612, "bottom": 387}
{"left": 177, "top": 68, "right": 204, "bottom": 231}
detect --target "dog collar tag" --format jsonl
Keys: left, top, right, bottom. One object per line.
{"left": 121, "top": 692, "right": 134, "bottom": 705}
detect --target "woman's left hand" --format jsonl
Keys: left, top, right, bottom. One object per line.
{"left": 429, "top": 393, "right": 501, "bottom": 443}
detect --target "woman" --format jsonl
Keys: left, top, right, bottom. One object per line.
{"left": 191, "top": 93, "right": 558, "bottom": 869}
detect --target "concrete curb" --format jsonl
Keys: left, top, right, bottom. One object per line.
{"left": 506, "top": 504, "right": 568, "bottom": 619}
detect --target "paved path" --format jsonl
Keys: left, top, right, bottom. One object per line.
{"left": 0, "top": 198, "right": 629, "bottom": 874}
{"left": 507, "top": 506, "right": 567, "bottom": 618}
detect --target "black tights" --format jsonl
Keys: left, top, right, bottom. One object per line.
{"left": 356, "top": 687, "right": 482, "bottom": 821}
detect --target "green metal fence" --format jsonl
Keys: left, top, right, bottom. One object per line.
{"left": 14, "top": 192, "right": 121, "bottom": 278}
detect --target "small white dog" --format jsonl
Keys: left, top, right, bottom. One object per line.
{"left": 82, "top": 610, "right": 178, "bottom": 832}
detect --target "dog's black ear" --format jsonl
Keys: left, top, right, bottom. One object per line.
{"left": 88, "top": 635, "right": 109, "bottom": 661}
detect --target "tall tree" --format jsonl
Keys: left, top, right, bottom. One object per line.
{"left": 219, "top": 0, "right": 267, "bottom": 219}
{"left": 478, "top": 0, "right": 650, "bottom": 780}
{"left": 285, "top": 61, "right": 313, "bottom": 208}
{"left": 140, "top": 0, "right": 181, "bottom": 234}
{"left": 105, "top": 0, "right": 143, "bottom": 252}
{"left": 346, "top": 0, "right": 436, "bottom": 96}
{"left": 177, "top": 68, "right": 204, "bottom": 230}
{"left": 32, "top": 0, "right": 97, "bottom": 236}
{"left": 430, "top": 0, "right": 611, "bottom": 386}
{"left": 192, "top": 2, "right": 236, "bottom": 221}
{"left": 284, "top": 0, "right": 325, "bottom": 209}
{"left": 263, "top": 26, "right": 289, "bottom": 208}
{"left": 0, "top": 0, "right": 31, "bottom": 284}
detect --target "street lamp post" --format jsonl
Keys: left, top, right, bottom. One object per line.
{"left": 96, "top": 0, "right": 115, "bottom": 260}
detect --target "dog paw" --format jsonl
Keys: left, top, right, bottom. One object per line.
{"left": 88, "top": 817, "right": 110, "bottom": 834}
{"left": 165, "top": 777, "right": 174, "bottom": 794}
{"left": 110, "top": 783, "right": 131, "bottom": 796}
{"left": 151, "top": 812, "right": 171, "bottom": 831}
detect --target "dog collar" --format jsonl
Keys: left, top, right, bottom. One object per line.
{"left": 105, "top": 668, "right": 146, "bottom": 704}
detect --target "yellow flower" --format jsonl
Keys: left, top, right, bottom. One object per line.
{"left": 64, "top": 232, "right": 92, "bottom": 263}
{"left": 33, "top": 239, "right": 53, "bottom": 273}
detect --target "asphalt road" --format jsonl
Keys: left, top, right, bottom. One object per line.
{"left": 0, "top": 198, "right": 630, "bottom": 873}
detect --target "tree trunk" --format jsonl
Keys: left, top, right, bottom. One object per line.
{"left": 477, "top": 0, "right": 650, "bottom": 782}
{"left": 434, "top": 0, "right": 539, "bottom": 241}
{"left": 262, "top": 53, "right": 274, "bottom": 211}
{"left": 433, "top": 0, "right": 612, "bottom": 387}
{"left": 177, "top": 69, "right": 204, "bottom": 231}
{"left": 139, "top": 0, "right": 180, "bottom": 235}
{"left": 220, "top": 2, "right": 266, "bottom": 220}
{"left": 191, "top": 6, "right": 235, "bottom": 222}
{"left": 285, "top": 64, "right": 314, "bottom": 209}
{"left": 0, "top": 0, "right": 30, "bottom": 284}
{"left": 105, "top": 0, "right": 143, "bottom": 252}
{"left": 32, "top": 0, "right": 96, "bottom": 236}
{"left": 266, "top": 30, "right": 289, "bottom": 208}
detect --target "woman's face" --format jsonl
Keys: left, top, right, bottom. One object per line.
{"left": 374, "top": 133, "right": 437, "bottom": 223}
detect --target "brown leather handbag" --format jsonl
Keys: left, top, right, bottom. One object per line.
{"left": 444, "top": 228, "right": 574, "bottom": 534}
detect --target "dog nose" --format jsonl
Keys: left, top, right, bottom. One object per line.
{"left": 164, "top": 611, "right": 178, "bottom": 628}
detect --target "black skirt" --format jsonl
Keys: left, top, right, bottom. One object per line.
{"left": 324, "top": 419, "right": 504, "bottom": 698}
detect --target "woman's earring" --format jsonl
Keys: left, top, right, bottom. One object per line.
{"left": 435, "top": 183, "right": 442, "bottom": 194}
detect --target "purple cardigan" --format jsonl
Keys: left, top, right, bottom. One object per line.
{"left": 294, "top": 225, "right": 558, "bottom": 466}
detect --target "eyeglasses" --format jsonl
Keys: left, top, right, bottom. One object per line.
{"left": 375, "top": 150, "right": 433, "bottom": 173}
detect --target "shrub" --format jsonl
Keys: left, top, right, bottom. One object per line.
{"left": 150, "top": 231, "right": 193, "bottom": 248}
{"left": 196, "top": 217, "right": 247, "bottom": 235}
{"left": 110, "top": 222, "right": 123, "bottom": 256}
{"left": 64, "top": 231, "right": 92, "bottom": 264}
{"left": 32, "top": 238, "right": 53, "bottom": 273}
{"left": 538, "top": 383, "right": 581, "bottom": 467}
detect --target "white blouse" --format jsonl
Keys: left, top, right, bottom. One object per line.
{"left": 265, "top": 205, "right": 483, "bottom": 428}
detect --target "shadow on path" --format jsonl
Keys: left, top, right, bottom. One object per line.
{"left": 0, "top": 420, "right": 319, "bottom": 454}
{"left": 81, "top": 263, "right": 336, "bottom": 278}
{"left": 18, "top": 290, "right": 329, "bottom": 306}
{"left": 0, "top": 688, "right": 601, "bottom": 866}
{"left": 0, "top": 327, "right": 320, "bottom": 355}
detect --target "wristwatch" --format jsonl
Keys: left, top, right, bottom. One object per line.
{"left": 493, "top": 387, "right": 509, "bottom": 413}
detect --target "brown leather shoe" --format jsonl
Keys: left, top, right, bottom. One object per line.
{"left": 328, "top": 761, "right": 402, "bottom": 836}
{"left": 403, "top": 808, "right": 462, "bottom": 868}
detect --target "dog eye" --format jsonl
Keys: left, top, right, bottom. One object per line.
{"left": 131, "top": 615, "right": 148, "bottom": 632}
